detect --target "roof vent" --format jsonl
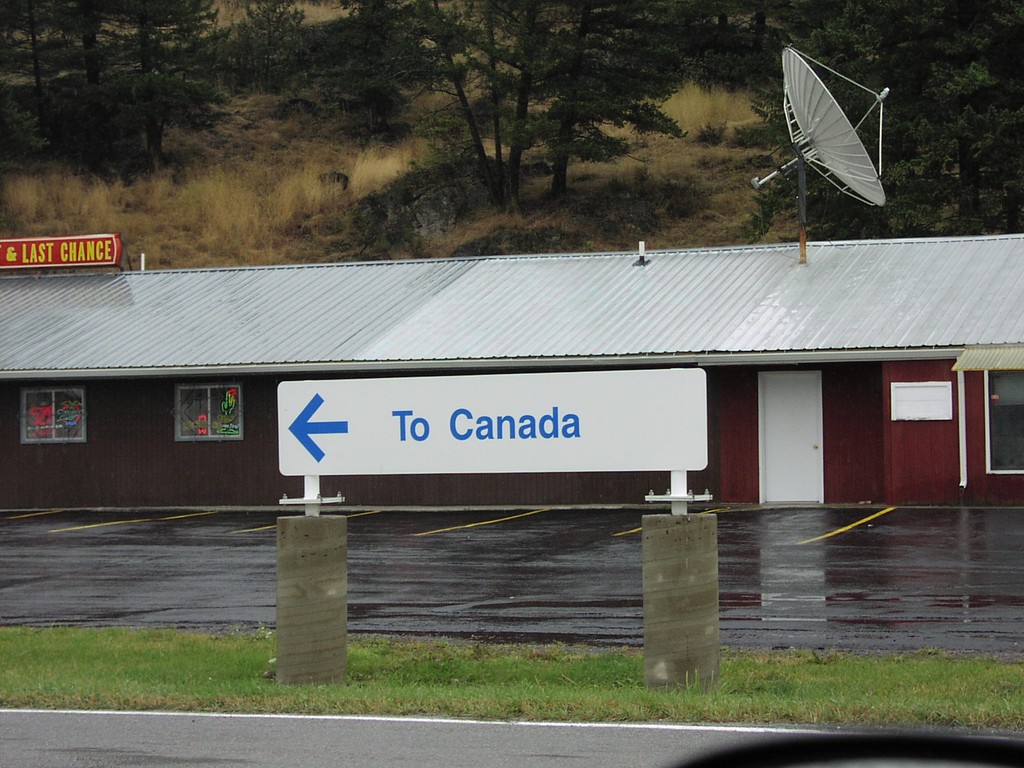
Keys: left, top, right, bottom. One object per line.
{"left": 632, "top": 241, "right": 649, "bottom": 267}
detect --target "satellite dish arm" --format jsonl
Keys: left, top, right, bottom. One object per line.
{"left": 877, "top": 88, "right": 888, "bottom": 175}
{"left": 751, "top": 157, "right": 798, "bottom": 190}
{"left": 852, "top": 85, "right": 889, "bottom": 175}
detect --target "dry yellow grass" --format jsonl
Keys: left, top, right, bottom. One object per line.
{"left": 2, "top": 171, "right": 130, "bottom": 236}
{"left": 661, "top": 83, "right": 759, "bottom": 135}
{"left": 0, "top": 86, "right": 783, "bottom": 269}
{"left": 213, "top": 0, "right": 345, "bottom": 27}
{"left": 348, "top": 138, "right": 429, "bottom": 197}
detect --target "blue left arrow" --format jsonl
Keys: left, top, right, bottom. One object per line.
{"left": 288, "top": 393, "right": 349, "bottom": 462}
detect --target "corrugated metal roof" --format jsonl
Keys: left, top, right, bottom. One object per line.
{"left": 2, "top": 234, "right": 1024, "bottom": 377}
{"left": 953, "top": 345, "right": 1024, "bottom": 371}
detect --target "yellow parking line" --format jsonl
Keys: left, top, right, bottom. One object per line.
{"left": 5, "top": 509, "right": 65, "bottom": 520}
{"left": 50, "top": 518, "right": 152, "bottom": 533}
{"left": 51, "top": 509, "right": 220, "bottom": 532}
{"left": 347, "top": 509, "right": 384, "bottom": 519}
{"left": 612, "top": 526, "right": 641, "bottom": 537}
{"left": 159, "top": 510, "right": 220, "bottom": 521}
{"left": 231, "top": 524, "right": 277, "bottom": 533}
{"left": 414, "top": 508, "right": 551, "bottom": 536}
{"left": 798, "top": 506, "right": 897, "bottom": 545}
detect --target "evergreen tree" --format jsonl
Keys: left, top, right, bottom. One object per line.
{"left": 0, "top": 81, "right": 44, "bottom": 169}
{"left": 0, "top": 0, "right": 73, "bottom": 146}
{"left": 316, "top": 0, "right": 427, "bottom": 136}
{"left": 542, "top": 0, "right": 685, "bottom": 198}
{"left": 102, "top": 0, "right": 221, "bottom": 170}
{"left": 0, "top": 0, "right": 222, "bottom": 171}
{"left": 417, "top": 0, "right": 689, "bottom": 210}
{"left": 670, "top": 1, "right": 786, "bottom": 87}
{"left": 227, "top": 0, "right": 305, "bottom": 93}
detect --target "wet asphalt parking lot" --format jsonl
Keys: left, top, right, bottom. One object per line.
{"left": 1, "top": 505, "right": 1023, "bottom": 654}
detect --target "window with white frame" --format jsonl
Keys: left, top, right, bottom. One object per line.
{"left": 175, "top": 383, "right": 243, "bottom": 441}
{"left": 989, "top": 371, "right": 1024, "bottom": 471}
{"left": 21, "top": 387, "right": 86, "bottom": 443}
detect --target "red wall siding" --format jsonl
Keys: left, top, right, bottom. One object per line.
{"left": 709, "top": 367, "right": 759, "bottom": 502}
{"left": 822, "top": 364, "right": 885, "bottom": 504}
{"left": 7, "top": 362, "right": 1024, "bottom": 509}
{"left": 882, "top": 360, "right": 961, "bottom": 504}
{"left": 706, "top": 364, "right": 888, "bottom": 505}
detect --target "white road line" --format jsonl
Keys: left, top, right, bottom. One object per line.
{"left": 0, "top": 708, "right": 829, "bottom": 734}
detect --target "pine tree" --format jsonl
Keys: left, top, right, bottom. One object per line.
{"left": 417, "top": 0, "right": 688, "bottom": 209}
{"left": 317, "top": 0, "right": 427, "bottom": 136}
{"left": 102, "top": 0, "right": 221, "bottom": 169}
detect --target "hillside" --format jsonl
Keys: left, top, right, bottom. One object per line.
{"left": 0, "top": 87, "right": 794, "bottom": 271}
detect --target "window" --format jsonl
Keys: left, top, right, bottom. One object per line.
{"left": 989, "top": 372, "right": 1024, "bottom": 471}
{"left": 21, "top": 387, "right": 86, "bottom": 443}
{"left": 175, "top": 383, "right": 243, "bottom": 441}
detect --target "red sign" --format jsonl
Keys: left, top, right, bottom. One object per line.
{"left": 1, "top": 233, "right": 123, "bottom": 270}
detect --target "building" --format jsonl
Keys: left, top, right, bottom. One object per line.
{"left": 2, "top": 234, "right": 1023, "bottom": 509}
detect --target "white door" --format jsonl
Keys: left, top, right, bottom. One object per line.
{"left": 759, "top": 371, "right": 824, "bottom": 503}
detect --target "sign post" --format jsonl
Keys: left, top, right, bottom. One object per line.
{"left": 274, "top": 368, "right": 714, "bottom": 689}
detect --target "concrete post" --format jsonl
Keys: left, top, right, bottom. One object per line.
{"left": 276, "top": 515, "right": 347, "bottom": 685}
{"left": 642, "top": 513, "right": 719, "bottom": 691}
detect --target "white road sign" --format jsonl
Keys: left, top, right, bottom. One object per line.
{"left": 278, "top": 368, "right": 706, "bottom": 477}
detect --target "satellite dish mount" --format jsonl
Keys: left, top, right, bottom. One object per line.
{"left": 752, "top": 48, "right": 889, "bottom": 264}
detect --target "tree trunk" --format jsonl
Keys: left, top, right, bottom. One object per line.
{"left": 548, "top": 4, "right": 591, "bottom": 199}
{"left": 1004, "top": 185, "right": 1021, "bottom": 233}
{"left": 146, "top": 117, "right": 164, "bottom": 170}
{"left": 78, "top": 0, "right": 101, "bottom": 86}
{"left": 551, "top": 157, "right": 569, "bottom": 198}
{"left": 507, "top": 70, "right": 533, "bottom": 210}
{"left": 26, "top": 0, "right": 46, "bottom": 126}
{"left": 433, "top": 0, "right": 504, "bottom": 207}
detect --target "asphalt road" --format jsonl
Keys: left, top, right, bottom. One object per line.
{"left": 0, "top": 709, "right": 827, "bottom": 768}
{"left": 2, "top": 505, "right": 1024, "bottom": 654}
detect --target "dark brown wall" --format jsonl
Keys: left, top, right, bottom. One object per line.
{"left": 1, "top": 377, "right": 285, "bottom": 508}
{"left": 314, "top": 470, "right": 667, "bottom": 507}
{"left": 1, "top": 376, "right": 665, "bottom": 509}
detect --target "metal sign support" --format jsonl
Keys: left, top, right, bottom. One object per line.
{"left": 279, "top": 474, "right": 344, "bottom": 516}
{"left": 645, "top": 470, "right": 713, "bottom": 515}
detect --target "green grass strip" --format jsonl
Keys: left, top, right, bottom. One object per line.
{"left": 1, "top": 628, "right": 1022, "bottom": 730}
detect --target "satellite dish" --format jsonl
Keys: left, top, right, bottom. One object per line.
{"left": 752, "top": 47, "right": 889, "bottom": 262}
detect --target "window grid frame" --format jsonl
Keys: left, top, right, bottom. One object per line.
{"left": 20, "top": 386, "right": 87, "bottom": 444}
{"left": 174, "top": 383, "right": 244, "bottom": 442}
{"left": 986, "top": 371, "right": 1024, "bottom": 474}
